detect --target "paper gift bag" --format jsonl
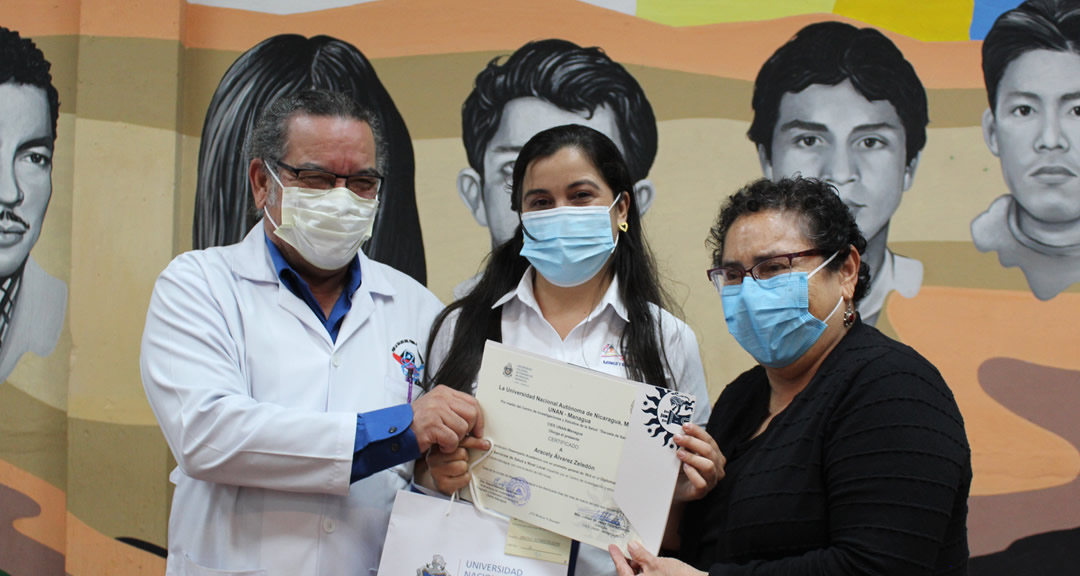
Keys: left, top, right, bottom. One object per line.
{"left": 377, "top": 490, "right": 568, "bottom": 576}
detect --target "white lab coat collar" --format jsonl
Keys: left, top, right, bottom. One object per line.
{"left": 492, "top": 267, "right": 629, "bottom": 323}
{"left": 228, "top": 222, "right": 396, "bottom": 298}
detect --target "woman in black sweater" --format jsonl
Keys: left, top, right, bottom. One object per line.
{"left": 609, "top": 177, "right": 971, "bottom": 575}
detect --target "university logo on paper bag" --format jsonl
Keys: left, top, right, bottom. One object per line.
{"left": 417, "top": 555, "right": 451, "bottom": 576}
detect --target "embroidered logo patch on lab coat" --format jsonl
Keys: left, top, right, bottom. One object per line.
{"left": 392, "top": 339, "right": 425, "bottom": 386}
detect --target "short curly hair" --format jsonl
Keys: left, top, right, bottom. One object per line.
{"left": 0, "top": 26, "right": 60, "bottom": 141}
{"left": 708, "top": 177, "right": 871, "bottom": 305}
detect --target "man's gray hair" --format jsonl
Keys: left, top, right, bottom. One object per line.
{"left": 246, "top": 88, "right": 388, "bottom": 175}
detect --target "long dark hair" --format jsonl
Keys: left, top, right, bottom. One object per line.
{"left": 425, "top": 124, "right": 675, "bottom": 393}
{"left": 193, "top": 34, "right": 426, "bottom": 285}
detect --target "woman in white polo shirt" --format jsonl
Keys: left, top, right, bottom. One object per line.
{"left": 421, "top": 124, "right": 718, "bottom": 576}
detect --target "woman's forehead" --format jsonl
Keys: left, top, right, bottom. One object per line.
{"left": 523, "top": 148, "right": 611, "bottom": 191}
{"left": 723, "top": 210, "right": 810, "bottom": 260}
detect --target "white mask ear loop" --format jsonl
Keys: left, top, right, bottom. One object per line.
{"left": 263, "top": 206, "right": 280, "bottom": 229}
{"left": 807, "top": 250, "right": 846, "bottom": 324}
{"left": 822, "top": 296, "right": 845, "bottom": 323}
{"left": 609, "top": 191, "right": 624, "bottom": 212}
{"left": 807, "top": 249, "right": 841, "bottom": 279}
{"left": 263, "top": 163, "right": 284, "bottom": 229}
{"left": 445, "top": 438, "right": 508, "bottom": 520}
{"left": 611, "top": 192, "right": 624, "bottom": 249}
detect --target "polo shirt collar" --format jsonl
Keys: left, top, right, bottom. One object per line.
{"left": 492, "top": 267, "right": 629, "bottom": 323}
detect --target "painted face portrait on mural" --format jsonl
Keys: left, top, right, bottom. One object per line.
{"left": 749, "top": 21, "right": 928, "bottom": 327}
{"left": 193, "top": 34, "right": 427, "bottom": 285}
{"left": 0, "top": 27, "right": 67, "bottom": 383}
{"left": 974, "top": 0, "right": 1080, "bottom": 301}
{"left": 455, "top": 39, "right": 658, "bottom": 297}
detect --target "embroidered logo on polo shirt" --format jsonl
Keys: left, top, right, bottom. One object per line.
{"left": 601, "top": 343, "right": 625, "bottom": 367}
{"left": 392, "top": 339, "right": 425, "bottom": 386}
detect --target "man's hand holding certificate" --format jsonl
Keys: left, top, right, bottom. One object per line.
{"left": 470, "top": 341, "right": 698, "bottom": 556}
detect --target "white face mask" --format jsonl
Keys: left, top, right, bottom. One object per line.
{"left": 264, "top": 167, "right": 379, "bottom": 271}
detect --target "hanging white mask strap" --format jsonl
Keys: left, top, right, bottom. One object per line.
{"left": 445, "top": 438, "right": 508, "bottom": 521}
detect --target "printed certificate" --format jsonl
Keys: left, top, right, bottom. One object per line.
{"left": 471, "top": 341, "right": 697, "bottom": 555}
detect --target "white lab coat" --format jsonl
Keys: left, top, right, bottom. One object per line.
{"left": 141, "top": 225, "right": 443, "bottom": 576}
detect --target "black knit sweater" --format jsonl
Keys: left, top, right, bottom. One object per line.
{"left": 679, "top": 319, "right": 971, "bottom": 575}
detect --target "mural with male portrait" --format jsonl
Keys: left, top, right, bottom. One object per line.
{"left": 0, "top": 27, "right": 65, "bottom": 385}
{"left": 748, "top": 21, "right": 928, "bottom": 327}
{"left": 960, "top": 1, "right": 1080, "bottom": 573}
{"left": 973, "top": 0, "right": 1080, "bottom": 301}
{"left": 454, "top": 38, "right": 657, "bottom": 297}
{"left": 0, "top": 24, "right": 69, "bottom": 576}
{"left": 194, "top": 33, "right": 427, "bottom": 284}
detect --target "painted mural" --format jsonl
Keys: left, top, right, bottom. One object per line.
{"left": 453, "top": 38, "right": 659, "bottom": 298}
{"left": 972, "top": 0, "right": 1080, "bottom": 301}
{"left": 2, "top": 0, "right": 1078, "bottom": 574}
{"left": 0, "top": 29, "right": 66, "bottom": 393}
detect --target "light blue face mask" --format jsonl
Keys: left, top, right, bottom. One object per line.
{"left": 721, "top": 251, "right": 844, "bottom": 368}
{"left": 519, "top": 193, "right": 623, "bottom": 287}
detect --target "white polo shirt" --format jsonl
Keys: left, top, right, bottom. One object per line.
{"left": 429, "top": 268, "right": 711, "bottom": 576}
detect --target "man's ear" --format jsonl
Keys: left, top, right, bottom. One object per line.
{"left": 757, "top": 144, "right": 773, "bottom": 180}
{"left": 457, "top": 167, "right": 488, "bottom": 227}
{"left": 250, "top": 158, "right": 270, "bottom": 210}
{"left": 632, "top": 179, "right": 655, "bottom": 215}
{"left": 902, "top": 151, "right": 922, "bottom": 192}
{"left": 982, "top": 108, "right": 1001, "bottom": 157}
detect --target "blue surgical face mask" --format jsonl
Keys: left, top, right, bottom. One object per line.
{"left": 721, "top": 251, "right": 844, "bottom": 368}
{"left": 519, "top": 193, "right": 623, "bottom": 288}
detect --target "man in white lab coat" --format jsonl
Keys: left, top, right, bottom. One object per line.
{"left": 141, "top": 89, "right": 483, "bottom": 576}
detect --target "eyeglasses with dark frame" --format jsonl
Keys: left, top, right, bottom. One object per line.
{"left": 707, "top": 249, "right": 825, "bottom": 290}
{"left": 273, "top": 160, "right": 384, "bottom": 199}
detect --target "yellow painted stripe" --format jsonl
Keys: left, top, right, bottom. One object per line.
{"left": 637, "top": 0, "right": 836, "bottom": 27}
{"left": 833, "top": 0, "right": 975, "bottom": 42}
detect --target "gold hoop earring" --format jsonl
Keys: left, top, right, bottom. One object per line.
{"left": 618, "top": 222, "right": 629, "bottom": 232}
